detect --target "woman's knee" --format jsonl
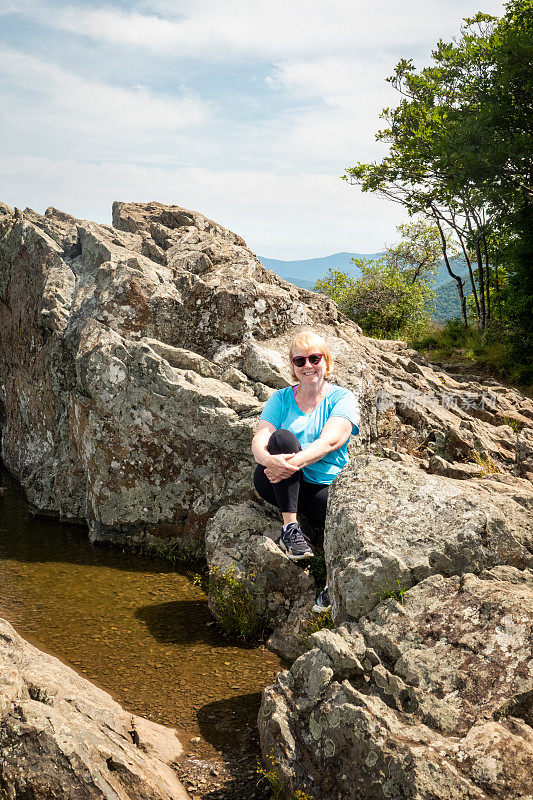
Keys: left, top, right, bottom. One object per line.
{"left": 267, "top": 428, "right": 301, "bottom": 455}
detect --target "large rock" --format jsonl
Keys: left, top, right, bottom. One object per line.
{"left": 205, "top": 502, "right": 316, "bottom": 660}
{"left": 259, "top": 571, "right": 533, "bottom": 800}
{"left": 326, "top": 455, "right": 533, "bottom": 622}
{"left": 0, "top": 617, "right": 189, "bottom": 800}
{"left": 0, "top": 202, "right": 339, "bottom": 546}
{"left": 1, "top": 199, "right": 533, "bottom": 549}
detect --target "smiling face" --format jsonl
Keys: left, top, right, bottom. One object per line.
{"left": 289, "top": 328, "right": 334, "bottom": 384}
{"left": 291, "top": 343, "right": 327, "bottom": 386}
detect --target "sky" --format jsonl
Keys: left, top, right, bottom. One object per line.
{"left": 0, "top": 0, "right": 505, "bottom": 259}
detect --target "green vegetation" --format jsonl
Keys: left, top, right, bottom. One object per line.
{"left": 343, "top": 0, "right": 532, "bottom": 381}
{"left": 307, "top": 549, "right": 327, "bottom": 587}
{"left": 434, "top": 278, "right": 472, "bottom": 323}
{"left": 155, "top": 538, "right": 204, "bottom": 565}
{"left": 372, "top": 580, "right": 408, "bottom": 605}
{"left": 258, "top": 754, "right": 314, "bottom": 800}
{"left": 472, "top": 450, "right": 500, "bottom": 475}
{"left": 411, "top": 317, "right": 533, "bottom": 387}
{"left": 500, "top": 417, "right": 525, "bottom": 434}
{"left": 208, "top": 566, "right": 265, "bottom": 642}
{"left": 315, "top": 219, "right": 441, "bottom": 339}
{"left": 300, "top": 609, "right": 334, "bottom": 648}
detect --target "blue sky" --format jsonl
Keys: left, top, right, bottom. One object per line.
{"left": 0, "top": 0, "right": 505, "bottom": 258}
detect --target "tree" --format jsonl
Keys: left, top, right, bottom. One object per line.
{"left": 345, "top": 0, "right": 533, "bottom": 344}
{"left": 315, "top": 220, "right": 438, "bottom": 338}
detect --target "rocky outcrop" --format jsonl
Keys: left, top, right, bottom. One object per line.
{"left": 3, "top": 200, "right": 533, "bottom": 799}
{"left": 205, "top": 502, "right": 317, "bottom": 660}
{"left": 0, "top": 201, "right": 340, "bottom": 546}
{"left": 326, "top": 455, "right": 533, "bottom": 622}
{"left": 259, "top": 570, "right": 533, "bottom": 800}
{"left": 259, "top": 455, "right": 533, "bottom": 795}
{"left": 0, "top": 617, "right": 189, "bottom": 799}
{"left": 1, "top": 200, "right": 532, "bottom": 550}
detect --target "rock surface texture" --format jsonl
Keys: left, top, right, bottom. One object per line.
{"left": 205, "top": 502, "right": 317, "bottom": 660}
{"left": 259, "top": 570, "right": 533, "bottom": 800}
{"left": 0, "top": 617, "right": 189, "bottom": 799}
{"left": 326, "top": 455, "right": 533, "bottom": 622}
{"left": 1, "top": 201, "right": 532, "bottom": 549}
{"left": 2, "top": 201, "right": 533, "bottom": 798}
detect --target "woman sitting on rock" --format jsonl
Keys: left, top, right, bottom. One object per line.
{"left": 252, "top": 328, "right": 359, "bottom": 612}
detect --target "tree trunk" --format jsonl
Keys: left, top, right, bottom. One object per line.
{"left": 434, "top": 213, "right": 468, "bottom": 327}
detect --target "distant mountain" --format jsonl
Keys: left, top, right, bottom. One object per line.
{"left": 258, "top": 252, "right": 382, "bottom": 288}
{"left": 259, "top": 252, "right": 474, "bottom": 322}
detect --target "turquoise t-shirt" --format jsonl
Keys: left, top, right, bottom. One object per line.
{"left": 259, "top": 384, "right": 360, "bottom": 485}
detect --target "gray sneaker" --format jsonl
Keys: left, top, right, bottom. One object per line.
{"left": 312, "top": 586, "right": 331, "bottom": 613}
{"left": 279, "top": 522, "right": 314, "bottom": 560}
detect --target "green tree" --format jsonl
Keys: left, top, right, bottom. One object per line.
{"left": 315, "top": 220, "right": 437, "bottom": 338}
{"left": 345, "top": 0, "right": 533, "bottom": 346}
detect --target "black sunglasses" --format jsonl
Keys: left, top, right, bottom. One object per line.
{"left": 292, "top": 353, "right": 323, "bottom": 367}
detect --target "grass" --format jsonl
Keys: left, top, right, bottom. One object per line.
{"left": 208, "top": 566, "right": 265, "bottom": 643}
{"left": 410, "top": 318, "right": 533, "bottom": 391}
{"left": 299, "top": 609, "right": 334, "bottom": 648}
{"left": 372, "top": 580, "right": 408, "bottom": 605}
{"left": 500, "top": 416, "right": 525, "bottom": 434}
{"left": 154, "top": 538, "right": 204, "bottom": 566}
{"left": 257, "top": 754, "right": 314, "bottom": 800}
{"left": 472, "top": 450, "right": 500, "bottom": 475}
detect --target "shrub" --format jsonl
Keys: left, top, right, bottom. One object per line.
{"left": 208, "top": 566, "right": 264, "bottom": 642}
{"left": 300, "top": 609, "right": 334, "bottom": 648}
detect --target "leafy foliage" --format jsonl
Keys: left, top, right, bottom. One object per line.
{"left": 344, "top": 0, "right": 533, "bottom": 364}
{"left": 208, "top": 567, "right": 264, "bottom": 642}
{"left": 315, "top": 220, "right": 438, "bottom": 338}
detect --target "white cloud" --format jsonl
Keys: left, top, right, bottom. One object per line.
{"left": 13, "top": 0, "right": 506, "bottom": 59}
{"left": 0, "top": 156, "right": 408, "bottom": 258}
{"left": 0, "top": 0, "right": 507, "bottom": 256}
{"left": 0, "top": 46, "right": 207, "bottom": 136}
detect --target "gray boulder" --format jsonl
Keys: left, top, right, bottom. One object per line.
{"left": 259, "top": 571, "right": 533, "bottom": 800}
{"left": 2, "top": 201, "right": 533, "bottom": 551}
{"left": 205, "top": 502, "right": 316, "bottom": 660}
{"left": 326, "top": 455, "right": 533, "bottom": 622}
{"left": 0, "top": 617, "right": 189, "bottom": 800}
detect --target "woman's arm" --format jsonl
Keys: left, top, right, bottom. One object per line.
{"left": 286, "top": 417, "right": 352, "bottom": 471}
{"left": 252, "top": 420, "right": 300, "bottom": 481}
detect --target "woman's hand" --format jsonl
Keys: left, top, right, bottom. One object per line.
{"left": 264, "top": 453, "right": 300, "bottom": 483}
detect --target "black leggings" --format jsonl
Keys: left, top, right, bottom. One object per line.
{"left": 253, "top": 429, "right": 329, "bottom": 534}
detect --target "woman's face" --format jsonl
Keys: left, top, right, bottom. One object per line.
{"left": 292, "top": 342, "right": 327, "bottom": 385}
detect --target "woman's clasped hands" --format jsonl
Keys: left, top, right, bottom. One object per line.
{"left": 264, "top": 452, "right": 300, "bottom": 483}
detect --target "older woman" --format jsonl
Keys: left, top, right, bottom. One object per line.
{"left": 252, "top": 328, "right": 359, "bottom": 611}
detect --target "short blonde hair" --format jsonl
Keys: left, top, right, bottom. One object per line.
{"left": 289, "top": 328, "right": 334, "bottom": 382}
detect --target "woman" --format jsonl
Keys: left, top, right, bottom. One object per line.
{"left": 252, "top": 328, "right": 359, "bottom": 612}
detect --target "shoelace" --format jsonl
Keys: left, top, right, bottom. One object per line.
{"left": 287, "top": 524, "right": 309, "bottom": 548}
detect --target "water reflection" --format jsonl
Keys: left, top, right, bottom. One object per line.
{"left": 0, "top": 464, "right": 282, "bottom": 761}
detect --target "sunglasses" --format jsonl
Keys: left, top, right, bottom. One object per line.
{"left": 292, "top": 353, "right": 323, "bottom": 367}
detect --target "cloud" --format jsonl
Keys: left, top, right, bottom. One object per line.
{"left": 0, "top": 46, "right": 210, "bottom": 159}
{"left": 9, "top": 0, "right": 506, "bottom": 60}
{"left": 0, "top": 156, "right": 409, "bottom": 258}
{"left": 0, "top": 0, "right": 507, "bottom": 256}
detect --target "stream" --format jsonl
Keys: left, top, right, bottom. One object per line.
{"left": 0, "top": 464, "right": 283, "bottom": 796}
